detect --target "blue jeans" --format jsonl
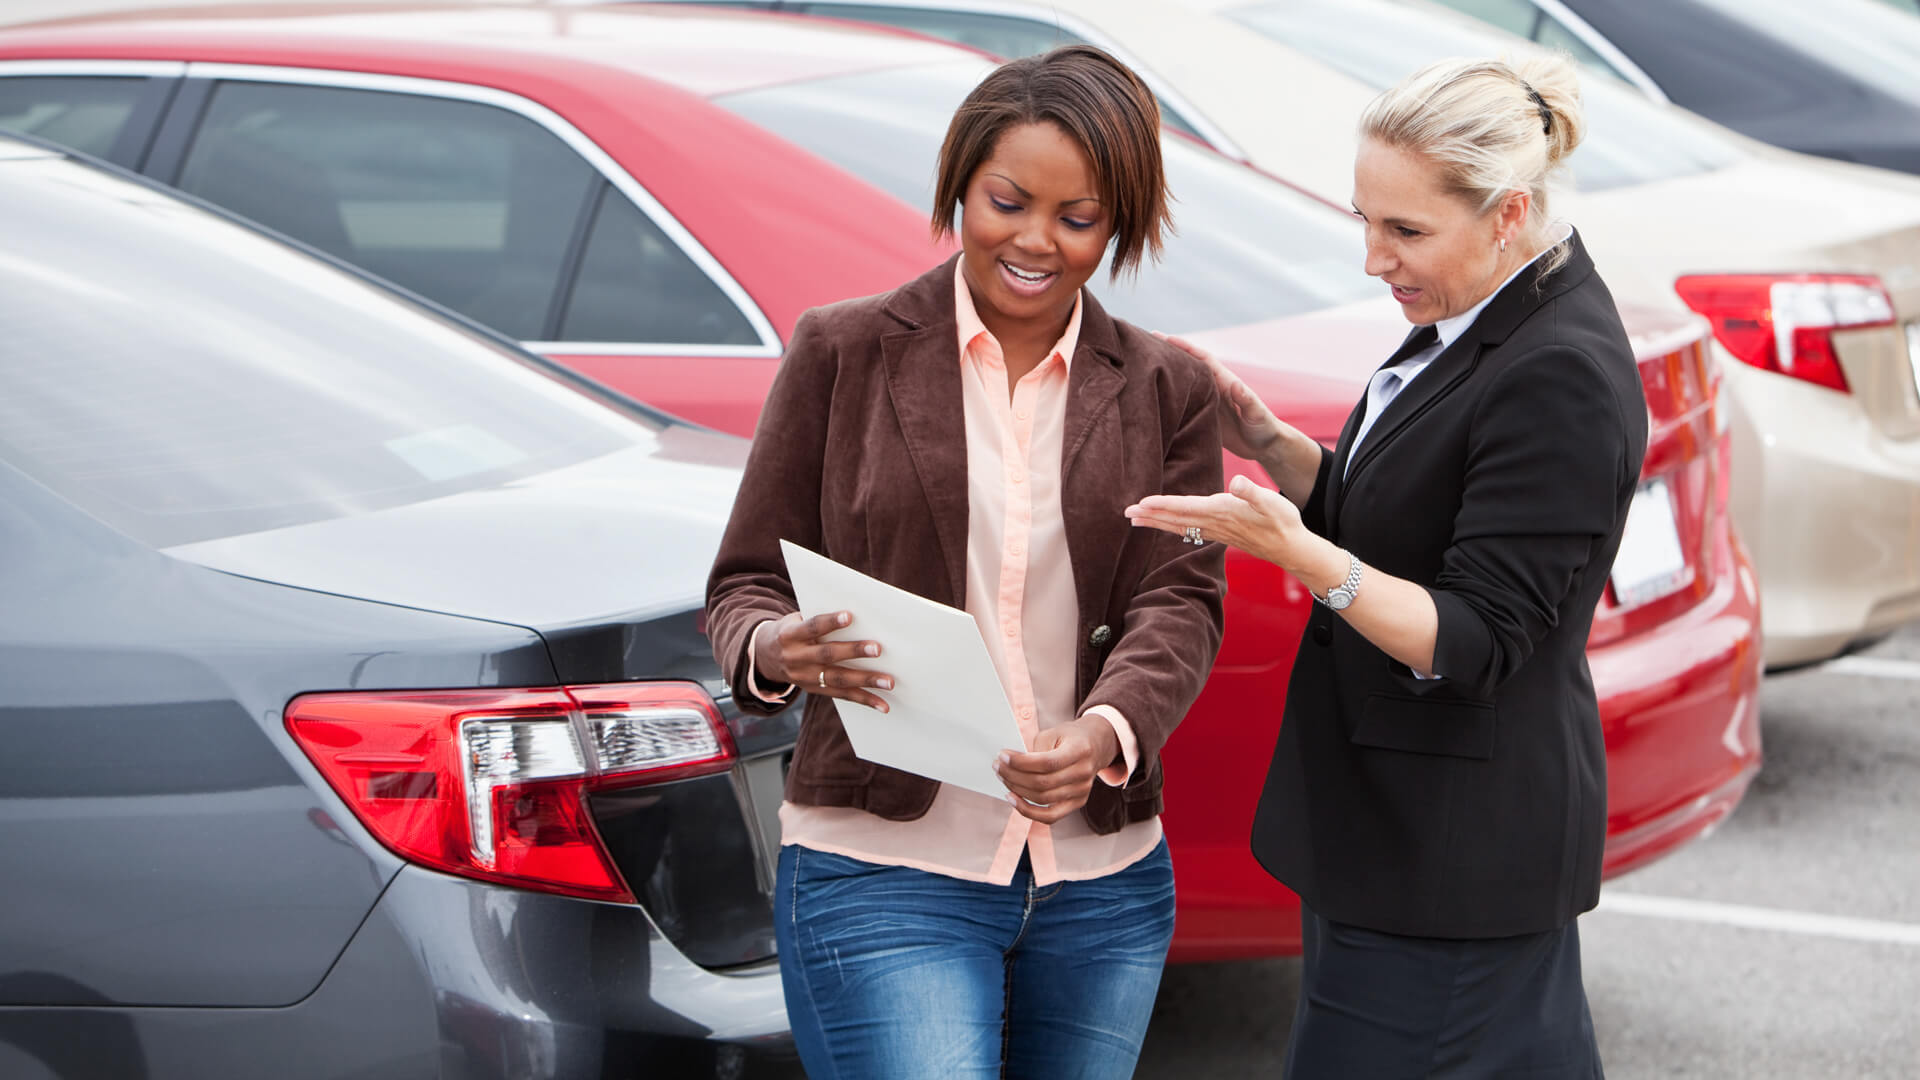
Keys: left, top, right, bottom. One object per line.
{"left": 774, "top": 839, "right": 1176, "bottom": 1079}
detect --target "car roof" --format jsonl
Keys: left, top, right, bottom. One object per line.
{"left": 0, "top": 2, "right": 973, "bottom": 98}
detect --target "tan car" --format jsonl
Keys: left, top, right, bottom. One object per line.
{"left": 704, "top": 0, "right": 1920, "bottom": 667}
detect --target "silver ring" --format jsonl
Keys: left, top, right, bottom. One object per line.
{"left": 1021, "top": 797, "right": 1052, "bottom": 808}
{"left": 818, "top": 669, "right": 827, "bottom": 689}
{"left": 1184, "top": 526, "right": 1203, "bottom": 545}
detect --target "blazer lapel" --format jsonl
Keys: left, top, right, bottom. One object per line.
{"left": 1325, "top": 321, "right": 1431, "bottom": 528}
{"left": 1337, "top": 230, "right": 1599, "bottom": 517}
{"left": 1321, "top": 384, "right": 1372, "bottom": 533}
{"left": 879, "top": 258, "right": 971, "bottom": 607}
{"left": 1060, "top": 291, "right": 1129, "bottom": 632}
{"left": 1339, "top": 334, "right": 1478, "bottom": 490}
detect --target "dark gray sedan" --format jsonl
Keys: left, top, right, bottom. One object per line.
{"left": 1422, "top": 0, "right": 1920, "bottom": 175}
{"left": 0, "top": 135, "right": 794, "bottom": 1078}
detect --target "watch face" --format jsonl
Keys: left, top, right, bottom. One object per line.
{"left": 1327, "top": 589, "right": 1353, "bottom": 611}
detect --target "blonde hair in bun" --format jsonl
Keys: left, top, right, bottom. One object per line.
{"left": 1360, "top": 52, "right": 1586, "bottom": 275}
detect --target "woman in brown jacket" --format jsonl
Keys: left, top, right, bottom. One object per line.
{"left": 705, "top": 45, "right": 1225, "bottom": 1080}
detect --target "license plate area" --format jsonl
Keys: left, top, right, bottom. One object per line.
{"left": 733, "top": 751, "right": 790, "bottom": 896}
{"left": 1610, "top": 477, "right": 1693, "bottom": 609}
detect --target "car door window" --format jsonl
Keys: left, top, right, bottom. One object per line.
{"left": 175, "top": 81, "right": 597, "bottom": 341}
{"left": 558, "top": 187, "right": 759, "bottom": 345}
{"left": 1531, "top": 13, "right": 1631, "bottom": 82}
{"left": 1421, "top": 0, "right": 1634, "bottom": 85}
{"left": 794, "top": 4, "right": 1207, "bottom": 140}
{"left": 0, "top": 76, "right": 149, "bottom": 161}
{"left": 1429, "top": 0, "right": 1542, "bottom": 37}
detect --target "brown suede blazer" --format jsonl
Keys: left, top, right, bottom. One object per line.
{"left": 706, "top": 257, "right": 1226, "bottom": 834}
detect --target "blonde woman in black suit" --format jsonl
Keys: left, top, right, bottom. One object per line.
{"left": 1129, "top": 54, "right": 1643, "bottom": 1078}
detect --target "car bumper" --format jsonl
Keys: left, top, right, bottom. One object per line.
{"left": 1725, "top": 360, "right": 1920, "bottom": 667}
{"left": 0, "top": 866, "right": 792, "bottom": 1080}
{"left": 1589, "top": 520, "right": 1764, "bottom": 878}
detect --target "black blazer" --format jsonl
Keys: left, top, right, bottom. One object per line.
{"left": 1250, "top": 231, "right": 1649, "bottom": 939}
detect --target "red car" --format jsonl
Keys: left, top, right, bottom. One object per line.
{"left": 0, "top": 3, "right": 1762, "bottom": 961}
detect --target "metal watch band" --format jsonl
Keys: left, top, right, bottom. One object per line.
{"left": 1317, "top": 550, "right": 1363, "bottom": 607}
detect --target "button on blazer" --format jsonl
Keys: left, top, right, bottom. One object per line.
{"left": 1252, "top": 231, "right": 1650, "bottom": 939}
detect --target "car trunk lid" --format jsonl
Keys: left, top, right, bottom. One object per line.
{"left": 168, "top": 428, "right": 793, "bottom": 968}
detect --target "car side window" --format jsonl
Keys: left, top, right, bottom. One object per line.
{"left": 794, "top": 4, "right": 1207, "bottom": 140}
{"left": 1532, "top": 14, "right": 1632, "bottom": 83}
{"left": 0, "top": 76, "right": 150, "bottom": 161}
{"left": 1416, "top": 0, "right": 1636, "bottom": 89}
{"left": 174, "top": 81, "right": 597, "bottom": 341}
{"left": 558, "top": 188, "right": 759, "bottom": 345}
{"left": 1429, "top": 0, "right": 1542, "bottom": 38}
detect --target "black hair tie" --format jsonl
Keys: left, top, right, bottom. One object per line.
{"left": 1522, "top": 82, "right": 1552, "bottom": 136}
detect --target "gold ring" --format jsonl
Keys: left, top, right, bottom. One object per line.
{"left": 818, "top": 669, "right": 827, "bottom": 689}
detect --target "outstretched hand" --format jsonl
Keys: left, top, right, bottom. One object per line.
{"left": 1125, "top": 473, "right": 1305, "bottom": 568}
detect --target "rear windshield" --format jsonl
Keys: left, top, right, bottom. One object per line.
{"left": 0, "top": 157, "right": 649, "bottom": 548}
{"left": 1230, "top": 0, "right": 1747, "bottom": 190}
{"left": 717, "top": 60, "right": 1375, "bottom": 333}
{"left": 1693, "top": 0, "right": 1920, "bottom": 107}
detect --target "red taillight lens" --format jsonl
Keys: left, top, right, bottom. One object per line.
{"left": 286, "top": 683, "right": 735, "bottom": 903}
{"left": 1673, "top": 273, "right": 1894, "bottom": 394}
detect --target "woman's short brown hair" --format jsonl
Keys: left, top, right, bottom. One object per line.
{"left": 932, "top": 45, "right": 1172, "bottom": 278}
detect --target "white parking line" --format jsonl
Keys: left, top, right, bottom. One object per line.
{"left": 1814, "top": 656, "right": 1920, "bottom": 681}
{"left": 1596, "top": 892, "right": 1920, "bottom": 946}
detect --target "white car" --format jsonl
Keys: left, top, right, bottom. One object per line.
{"left": 675, "top": 0, "right": 1920, "bottom": 667}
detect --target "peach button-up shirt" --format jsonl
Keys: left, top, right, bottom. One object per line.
{"left": 760, "top": 264, "right": 1162, "bottom": 887}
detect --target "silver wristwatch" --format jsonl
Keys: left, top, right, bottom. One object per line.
{"left": 1317, "top": 551, "right": 1363, "bottom": 610}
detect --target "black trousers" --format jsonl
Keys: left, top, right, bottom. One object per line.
{"left": 1283, "top": 904, "right": 1603, "bottom": 1079}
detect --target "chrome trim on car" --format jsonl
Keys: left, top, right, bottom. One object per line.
{"left": 180, "top": 62, "right": 783, "bottom": 357}
{"left": 0, "top": 59, "right": 189, "bottom": 78}
{"left": 523, "top": 340, "right": 778, "bottom": 358}
{"left": 1529, "top": 0, "right": 1671, "bottom": 103}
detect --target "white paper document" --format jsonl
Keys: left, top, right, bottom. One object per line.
{"left": 779, "top": 540, "right": 1026, "bottom": 799}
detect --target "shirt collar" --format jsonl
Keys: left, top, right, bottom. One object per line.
{"left": 1431, "top": 223, "right": 1575, "bottom": 351}
{"left": 954, "top": 259, "right": 1083, "bottom": 372}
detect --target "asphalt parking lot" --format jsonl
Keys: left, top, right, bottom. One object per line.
{"left": 1135, "top": 622, "right": 1920, "bottom": 1079}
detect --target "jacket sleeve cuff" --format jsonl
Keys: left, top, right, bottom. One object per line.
{"left": 742, "top": 620, "right": 797, "bottom": 705}
{"left": 1083, "top": 704, "right": 1139, "bottom": 787}
{"left": 1427, "top": 586, "right": 1495, "bottom": 693}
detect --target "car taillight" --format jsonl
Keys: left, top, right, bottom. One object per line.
{"left": 286, "top": 683, "right": 735, "bottom": 903}
{"left": 1674, "top": 273, "right": 1894, "bottom": 394}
